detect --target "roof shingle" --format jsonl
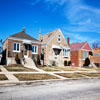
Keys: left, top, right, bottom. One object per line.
{"left": 41, "top": 29, "right": 60, "bottom": 44}
{"left": 70, "top": 42, "right": 87, "bottom": 50}
{"left": 9, "top": 31, "right": 39, "bottom": 42}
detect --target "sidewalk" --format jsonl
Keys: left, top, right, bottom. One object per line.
{"left": 0, "top": 65, "right": 99, "bottom": 85}
{"left": 0, "top": 65, "right": 19, "bottom": 82}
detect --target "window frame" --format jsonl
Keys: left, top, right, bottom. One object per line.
{"left": 32, "top": 45, "right": 38, "bottom": 54}
{"left": 62, "top": 48, "right": 70, "bottom": 57}
{"left": 82, "top": 52, "right": 88, "bottom": 60}
{"left": 58, "top": 34, "right": 61, "bottom": 42}
{"left": 13, "top": 42, "right": 20, "bottom": 53}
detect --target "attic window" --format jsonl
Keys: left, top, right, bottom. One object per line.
{"left": 48, "top": 33, "right": 52, "bottom": 37}
{"left": 58, "top": 34, "right": 61, "bottom": 42}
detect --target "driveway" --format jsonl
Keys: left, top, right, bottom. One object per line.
{"left": 0, "top": 78, "right": 100, "bottom": 100}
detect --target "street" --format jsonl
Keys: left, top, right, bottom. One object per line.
{"left": 0, "top": 79, "right": 100, "bottom": 100}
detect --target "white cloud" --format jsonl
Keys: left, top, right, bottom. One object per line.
{"left": 64, "top": 32, "right": 94, "bottom": 43}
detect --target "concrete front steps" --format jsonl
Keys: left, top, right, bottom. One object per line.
{"left": 23, "top": 58, "right": 44, "bottom": 72}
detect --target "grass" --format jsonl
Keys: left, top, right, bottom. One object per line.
{"left": 4, "top": 66, "right": 37, "bottom": 72}
{"left": 39, "top": 67, "right": 60, "bottom": 72}
{"left": 93, "top": 68, "right": 100, "bottom": 71}
{"left": 77, "top": 72, "right": 100, "bottom": 77}
{"left": 14, "top": 74, "right": 59, "bottom": 81}
{"left": 0, "top": 74, "right": 8, "bottom": 80}
{"left": 56, "top": 73, "right": 84, "bottom": 78}
{"left": 40, "top": 66, "right": 93, "bottom": 72}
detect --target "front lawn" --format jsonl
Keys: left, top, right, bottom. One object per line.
{"left": 4, "top": 66, "right": 37, "bottom": 72}
{"left": 0, "top": 74, "right": 8, "bottom": 80}
{"left": 39, "top": 67, "right": 60, "bottom": 72}
{"left": 77, "top": 72, "right": 100, "bottom": 77}
{"left": 14, "top": 74, "right": 59, "bottom": 81}
{"left": 56, "top": 73, "right": 84, "bottom": 78}
{"left": 40, "top": 66, "right": 93, "bottom": 72}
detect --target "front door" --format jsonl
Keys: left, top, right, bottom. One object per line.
{"left": 54, "top": 49, "right": 59, "bottom": 60}
{"left": 24, "top": 44, "right": 29, "bottom": 58}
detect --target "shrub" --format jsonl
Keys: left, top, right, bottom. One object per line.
{"left": 37, "top": 54, "right": 41, "bottom": 65}
{"left": 83, "top": 57, "right": 90, "bottom": 66}
{"left": 68, "top": 61, "right": 71, "bottom": 66}
{"left": 64, "top": 61, "right": 68, "bottom": 66}
{"left": 32, "top": 54, "right": 37, "bottom": 64}
{"left": 41, "top": 53, "right": 44, "bottom": 60}
{"left": 15, "top": 54, "right": 21, "bottom": 64}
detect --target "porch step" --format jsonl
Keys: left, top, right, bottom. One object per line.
{"left": 24, "top": 58, "right": 36, "bottom": 68}
{"left": 91, "top": 62, "right": 97, "bottom": 68}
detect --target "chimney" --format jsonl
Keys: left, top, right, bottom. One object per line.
{"left": 23, "top": 27, "right": 25, "bottom": 32}
{"left": 67, "top": 37, "right": 70, "bottom": 46}
{"left": 39, "top": 33, "right": 41, "bottom": 41}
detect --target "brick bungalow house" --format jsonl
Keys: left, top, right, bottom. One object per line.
{"left": 2, "top": 28, "right": 41, "bottom": 65}
{"left": 39, "top": 29, "right": 70, "bottom": 67}
{"left": 91, "top": 47, "right": 100, "bottom": 67}
{"left": 70, "top": 41, "right": 93, "bottom": 67}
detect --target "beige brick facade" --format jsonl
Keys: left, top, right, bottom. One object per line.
{"left": 41, "top": 29, "right": 70, "bottom": 67}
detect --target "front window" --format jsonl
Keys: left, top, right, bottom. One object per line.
{"left": 63, "top": 49, "right": 70, "bottom": 57}
{"left": 13, "top": 42, "right": 20, "bottom": 52}
{"left": 82, "top": 52, "right": 88, "bottom": 59}
{"left": 58, "top": 34, "right": 61, "bottom": 42}
{"left": 32, "top": 45, "right": 38, "bottom": 54}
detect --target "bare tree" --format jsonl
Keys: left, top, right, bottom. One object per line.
{"left": 92, "top": 40, "right": 100, "bottom": 49}
{"left": 0, "top": 39, "right": 2, "bottom": 53}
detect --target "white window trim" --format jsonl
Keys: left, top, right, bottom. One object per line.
{"left": 58, "top": 34, "right": 61, "bottom": 42}
{"left": 82, "top": 52, "right": 88, "bottom": 60}
{"left": 13, "top": 42, "right": 20, "bottom": 53}
{"left": 62, "top": 49, "right": 70, "bottom": 57}
{"left": 32, "top": 45, "right": 38, "bottom": 54}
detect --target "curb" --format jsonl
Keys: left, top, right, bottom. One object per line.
{"left": 0, "top": 77, "right": 100, "bottom": 86}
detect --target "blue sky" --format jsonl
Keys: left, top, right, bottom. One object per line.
{"left": 0, "top": 0, "right": 100, "bottom": 45}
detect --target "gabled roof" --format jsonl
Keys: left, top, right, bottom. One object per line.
{"left": 70, "top": 42, "right": 87, "bottom": 50}
{"left": 41, "top": 29, "right": 60, "bottom": 45}
{"left": 70, "top": 41, "right": 92, "bottom": 51}
{"left": 9, "top": 31, "right": 39, "bottom": 42}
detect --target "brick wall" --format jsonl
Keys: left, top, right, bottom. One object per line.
{"left": 71, "top": 51, "right": 79, "bottom": 67}
{"left": 3, "top": 39, "right": 41, "bottom": 59}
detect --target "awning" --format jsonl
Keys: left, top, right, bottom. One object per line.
{"left": 23, "top": 40, "right": 31, "bottom": 44}
{"left": 52, "top": 45, "right": 62, "bottom": 49}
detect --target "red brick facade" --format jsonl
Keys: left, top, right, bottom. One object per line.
{"left": 3, "top": 39, "right": 41, "bottom": 59}
{"left": 70, "top": 42, "right": 92, "bottom": 67}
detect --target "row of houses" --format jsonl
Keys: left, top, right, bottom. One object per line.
{"left": 1, "top": 28, "right": 99, "bottom": 67}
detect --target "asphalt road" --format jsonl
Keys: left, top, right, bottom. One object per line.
{"left": 0, "top": 79, "right": 100, "bottom": 100}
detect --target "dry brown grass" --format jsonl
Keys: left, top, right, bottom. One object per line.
{"left": 77, "top": 72, "right": 100, "bottom": 77}
{"left": 14, "top": 74, "right": 59, "bottom": 81}
{"left": 56, "top": 73, "right": 84, "bottom": 78}
{"left": 40, "top": 66, "right": 93, "bottom": 72}
{"left": 4, "top": 66, "right": 37, "bottom": 72}
{"left": 0, "top": 74, "right": 8, "bottom": 80}
{"left": 39, "top": 67, "right": 60, "bottom": 71}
